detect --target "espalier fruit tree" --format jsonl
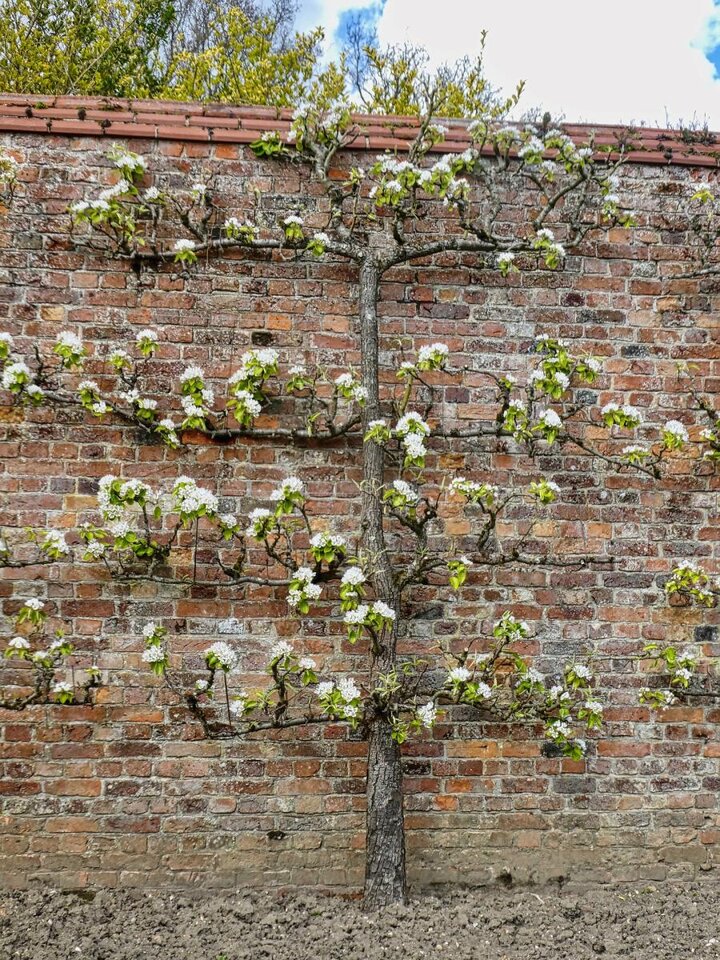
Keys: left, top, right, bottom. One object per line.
{"left": 0, "top": 87, "right": 716, "bottom": 906}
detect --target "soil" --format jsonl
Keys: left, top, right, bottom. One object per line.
{"left": 1, "top": 882, "right": 719, "bottom": 960}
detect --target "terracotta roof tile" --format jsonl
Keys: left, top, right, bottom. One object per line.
{"left": 0, "top": 94, "right": 717, "bottom": 167}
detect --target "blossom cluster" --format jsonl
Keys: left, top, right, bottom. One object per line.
{"left": 343, "top": 600, "right": 396, "bottom": 644}
{"left": 3, "top": 600, "right": 98, "bottom": 705}
{"left": 665, "top": 561, "right": 718, "bottom": 608}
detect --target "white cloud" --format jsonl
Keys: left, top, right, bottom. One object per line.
{"left": 373, "top": 0, "right": 720, "bottom": 127}
{"left": 294, "top": 0, "right": 720, "bottom": 127}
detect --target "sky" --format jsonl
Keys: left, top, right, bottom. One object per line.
{"left": 295, "top": 0, "right": 720, "bottom": 129}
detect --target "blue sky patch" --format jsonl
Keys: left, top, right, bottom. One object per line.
{"left": 335, "top": 2, "right": 385, "bottom": 45}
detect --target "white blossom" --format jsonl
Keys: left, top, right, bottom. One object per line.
{"left": 231, "top": 389, "right": 261, "bottom": 417}
{"left": 395, "top": 412, "right": 430, "bottom": 436}
{"left": 448, "top": 666, "right": 471, "bottom": 683}
{"left": 539, "top": 409, "right": 562, "bottom": 429}
{"left": 229, "top": 697, "right": 247, "bottom": 717}
{"left": 292, "top": 568, "right": 314, "bottom": 587}
{"left": 338, "top": 677, "right": 360, "bottom": 702}
{"left": 417, "top": 342, "right": 449, "bottom": 365}
{"left": 217, "top": 514, "right": 236, "bottom": 529}
{"left": 205, "top": 641, "right": 238, "bottom": 671}
{"left": 142, "top": 646, "right": 166, "bottom": 664}
{"left": 371, "top": 601, "right": 395, "bottom": 621}
{"left": 172, "top": 479, "right": 219, "bottom": 516}
{"left": 402, "top": 434, "right": 427, "bottom": 461}
{"left": 270, "top": 640, "right": 293, "bottom": 661}
{"left": 180, "top": 396, "right": 205, "bottom": 418}
{"left": 135, "top": 329, "right": 158, "bottom": 346}
{"left": 344, "top": 605, "right": 369, "bottom": 625}
{"left": 316, "top": 681, "right": 335, "bottom": 698}
{"left": 56, "top": 331, "right": 83, "bottom": 352}
{"left": 85, "top": 540, "right": 106, "bottom": 559}
{"left": 43, "top": 531, "right": 69, "bottom": 555}
{"left": 8, "top": 636, "right": 30, "bottom": 650}
{"left": 664, "top": 420, "right": 689, "bottom": 442}
{"left": 180, "top": 365, "right": 205, "bottom": 383}
{"left": 2, "top": 361, "right": 31, "bottom": 390}
{"left": 109, "top": 520, "right": 132, "bottom": 538}
{"left": 310, "top": 531, "right": 346, "bottom": 550}
{"left": 173, "top": 238, "right": 196, "bottom": 252}
{"left": 287, "top": 588, "right": 303, "bottom": 608}
{"left": 547, "top": 720, "right": 572, "bottom": 739}
{"left": 416, "top": 702, "right": 437, "bottom": 728}
{"left": 98, "top": 179, "right": 132, "bottom": 201}
{"left": 114, "top": 152, "right": 146, "bottom": 172}
{"left": 245, "top": 507, "right": 272, "bottom": 536}
{"left": 270, "top": 477, "right": 304, "bottom": 500}
{"left": 241, "top": 347, "right": 278, "bottom": 369}
{"left": 341, "top": 567, "right": 366, "bottom": 586}
{"left": 391, "top": 480, "right": 418, "bottom": 503}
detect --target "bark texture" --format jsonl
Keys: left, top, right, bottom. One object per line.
{"left": 364, "top": 716, "right": 407, "bottom": 908}
{"left": 358, "top": 258, "right": 407, "bottom": 906}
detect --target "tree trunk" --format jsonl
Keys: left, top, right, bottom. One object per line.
{"left": 364, "top": 715, "right": 407, "bottom": 908}
{"left": 358, "top": 259, "right": 394, "bottom": 601}
{"left": 358, "top": 258, "right": 408, "bottom": 907}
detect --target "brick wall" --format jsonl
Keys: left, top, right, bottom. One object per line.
{"left": 1, "top": 102, "right": 719, "bottom": 892}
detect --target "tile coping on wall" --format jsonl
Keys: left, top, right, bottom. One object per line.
{"left": 0, "top": 94, "right": 718, "bottom": 168}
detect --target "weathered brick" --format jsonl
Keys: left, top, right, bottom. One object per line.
{"left": 0, "top": 113, "right": 718, "bottom": 896}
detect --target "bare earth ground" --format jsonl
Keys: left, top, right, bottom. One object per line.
{"left": 1, "top": 882, "right": 719, "bottom": 960}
